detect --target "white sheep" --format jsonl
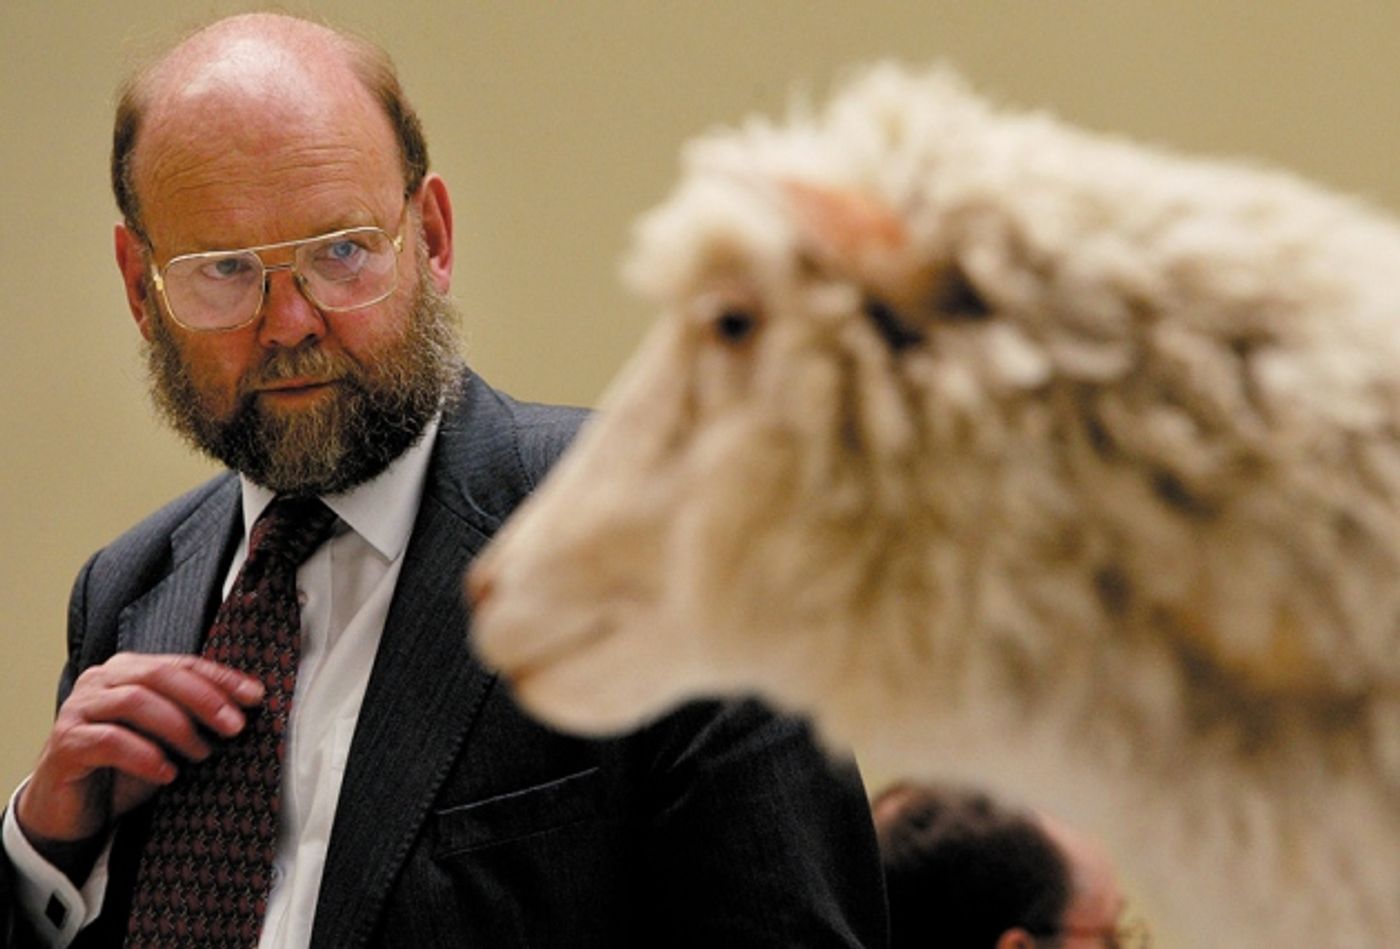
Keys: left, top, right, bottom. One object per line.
{"left": 468, "top": 65, "right": 1400, "bottom": 947}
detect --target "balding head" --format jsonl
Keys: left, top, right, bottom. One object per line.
{"left": 1037, "top": 814, "right": 1126, "bottom": 934}
{"left": 112, "top": 13, "right": 427, "bottom": 240}
{"left": 147, "top": 16, "right": 347, "bottom": 111}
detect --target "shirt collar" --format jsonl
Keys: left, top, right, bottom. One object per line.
{"left": 239, "top": 412, "right": 441, "bottom": 562}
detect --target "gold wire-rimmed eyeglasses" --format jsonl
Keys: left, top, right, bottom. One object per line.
{"left": 149, "top": 210, "right": 407, "bottom": 332}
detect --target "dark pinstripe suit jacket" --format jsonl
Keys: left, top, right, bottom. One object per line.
{"left": 4, "top": 370, "right": 888, "bottom": 948}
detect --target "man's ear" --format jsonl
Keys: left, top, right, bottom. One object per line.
{"left": 995, "top": 928, "right": 1038, "bottom": 949}
{"left": 415, "top": 173, "right": 453, "bottom": 293}
{"left": 115, "top": 222, "right": 155, "bottom": 340}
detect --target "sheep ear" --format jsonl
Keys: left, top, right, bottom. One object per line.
{"left": 783, "top": 180, "right": 930, "bottom": 352}
{"left": 782, "top": 179, "right": 907, "bottom": 272}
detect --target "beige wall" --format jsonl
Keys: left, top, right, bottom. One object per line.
{"left": 5, "top": 0, "right": 1400, "bottom": 833}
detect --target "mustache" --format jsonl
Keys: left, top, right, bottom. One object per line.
{"left": 240, "top": 344, "right": 360, "bottom": 397}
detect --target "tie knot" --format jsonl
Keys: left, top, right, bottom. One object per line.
{"left": 246, "top": 496, "right": 338, "bottom": 567}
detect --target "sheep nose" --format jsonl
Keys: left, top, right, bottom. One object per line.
{"left": 466, "top": 561, "right": 495, "bottom": 610}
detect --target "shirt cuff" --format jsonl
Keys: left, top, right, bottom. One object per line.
{"left": 3, "top": 779, "right": 113, "bottom": 947}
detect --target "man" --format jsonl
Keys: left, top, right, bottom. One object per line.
{"left": 1, "top": 14, "right": 888, "bottom": 947}
{"left": 872, "top": 782, "right": 1145, "bottom": 948}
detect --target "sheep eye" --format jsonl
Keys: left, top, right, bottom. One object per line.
{"left": 715, "top": 308, "right": 757, "bottom": 344}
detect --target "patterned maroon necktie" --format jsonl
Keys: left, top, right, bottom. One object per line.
{"left": 125, "top": 496, "right": 338, "bottom": 948}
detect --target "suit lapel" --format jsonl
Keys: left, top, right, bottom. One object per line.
{"left": 310, "top": 378, "right": 506, "bottom": 949}
{"left": 117, "top": 479, "right": 241, "bottom": 655}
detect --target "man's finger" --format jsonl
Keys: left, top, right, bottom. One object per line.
{"left": 71, "top": 684, "right": 217, "bottom": 764}
{"left": 167, "top": 655, "right": 266, "bottom": 705}
{"left": 67, "top": 722, "right": 180, "bottom": 786}
{"left": 79, "top": 654, "right": 263, "bottom": 739}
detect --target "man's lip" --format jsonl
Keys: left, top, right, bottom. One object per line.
{"left": 258, "top": 378, "right": 336, "bottom": 393}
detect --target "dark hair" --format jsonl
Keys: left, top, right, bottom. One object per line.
{"left": 875, "top": 783, "right": 1071, "bottom": 948}
{"left": 110, "top": 20, "right": 429, "bottom": 243}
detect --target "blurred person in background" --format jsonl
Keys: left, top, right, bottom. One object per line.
{"left": 874, "top": 782, "right": 1148, "bottom": 948}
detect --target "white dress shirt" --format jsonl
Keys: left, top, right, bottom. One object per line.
{"left": 4, "top": 415, "right": 440, "bottom": 948}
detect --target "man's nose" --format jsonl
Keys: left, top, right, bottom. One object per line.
{"left": 257, "top": 268, "right": 327, "bottom": 349}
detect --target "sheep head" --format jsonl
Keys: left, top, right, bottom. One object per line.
{"left": 472, "top": 67, "right": 1400, "bottom": 760}
{"left": 467, "top": 129, "right": 997, "bottom": 736}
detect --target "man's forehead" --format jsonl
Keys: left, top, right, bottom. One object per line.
{"left": 132, "top": 27, "right": 402, "bottom": 253}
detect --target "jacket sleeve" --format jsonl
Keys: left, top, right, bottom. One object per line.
{"left": 58, "top": 551, "right": 103, "bottom": 711}
{"left": 0, "top": 841, "right": 48, "bottom": 949}
{"left": 1, "top": 830, "right": 20, "bottom": 948}
{"left": 1, "top": 552, "right": 107, "bottom": 949}
{"left": 634, "top": 699, "right": 890, "bottom": 947}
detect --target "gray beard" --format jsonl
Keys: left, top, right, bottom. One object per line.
{"left": 144, "top": 263, "right": 463, "bottom": 496}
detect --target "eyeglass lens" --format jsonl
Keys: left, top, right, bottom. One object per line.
{"left": 161, "top": 228, "right": 398, "bottom": 329}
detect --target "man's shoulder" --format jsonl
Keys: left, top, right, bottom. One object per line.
{"left": 430, "top": 371, "right": 590, "bottom": 525}
{"left": 486, "top": 387, "right": 591, "bottom": 486}
{"left": 85, "top": 472, "right": 239, "bottom": 581}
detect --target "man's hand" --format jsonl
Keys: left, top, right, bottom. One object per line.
{"left": 15, "top": 654, "right": 264, "bottom": 853}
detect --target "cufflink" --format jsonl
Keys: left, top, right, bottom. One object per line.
{"left": 45, "top": 893, "right": 67, "bottom": 929}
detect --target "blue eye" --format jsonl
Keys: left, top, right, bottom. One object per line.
{"left": 309, "top": 236, "right": 373, "bottom": 281}
{"left": 327, "top": 240, "right": 363, "bottom": 261}
{"left": 198, "top": 255, "right": 255, "bottom": 281}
